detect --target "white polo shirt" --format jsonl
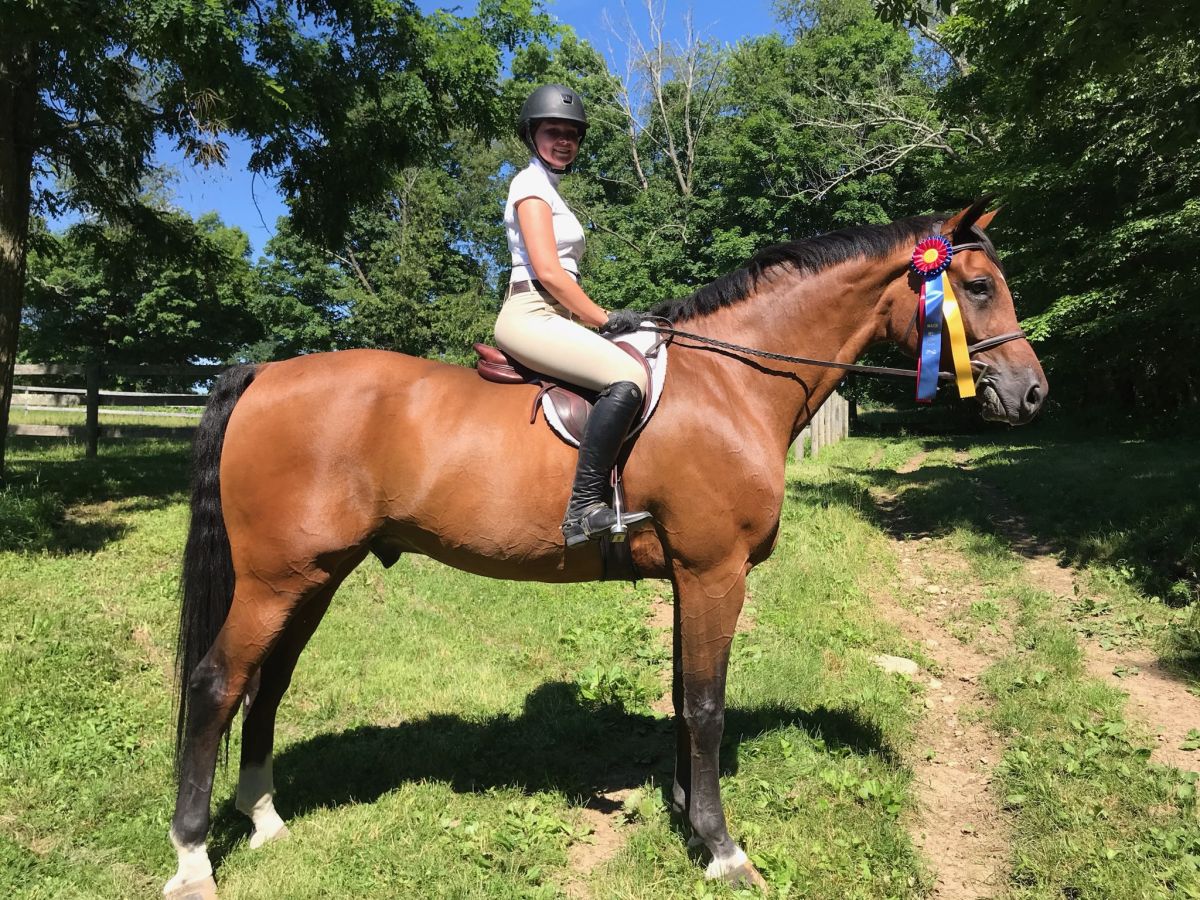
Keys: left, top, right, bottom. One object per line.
{"left": 504, "top": 158, "right": 585, "bottom": 282}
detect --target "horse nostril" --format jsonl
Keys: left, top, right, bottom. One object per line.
{"left": 1024, "top": 382, "right": 1042, "bottom": 409}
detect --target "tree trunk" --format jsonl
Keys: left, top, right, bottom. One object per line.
{"left": 0, "top": 46, "right": 36, "bottom": 482}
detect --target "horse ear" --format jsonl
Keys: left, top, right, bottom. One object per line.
{"left": 941, "top": 196, "right": 996, "bottom": 240}
{"left": 974, "top": 206, "right": 1001, "bottom": 231}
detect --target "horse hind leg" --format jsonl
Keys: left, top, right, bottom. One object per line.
{"left": 235, "top": 577, "right": 343, "bottom": 849}
{"left": 166, "top": 554, "right": 361, "bottom": 899}
{"left": 167, "top": 590, "right": 290, "bottom": 898}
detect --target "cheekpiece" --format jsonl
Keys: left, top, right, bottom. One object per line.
{"left": 911, "top": 235, "right": 953, "bottom": 277}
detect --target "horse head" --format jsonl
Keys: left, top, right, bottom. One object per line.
{"left": 884, "top": 199, "right": 1048, "bottom": 424}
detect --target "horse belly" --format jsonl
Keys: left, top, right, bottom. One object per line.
{"left": 365, "top": 373, "right": 608, "bottom": 581}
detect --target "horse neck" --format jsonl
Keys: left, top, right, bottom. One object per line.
{"left": 678, "top": 252, "right": 903, "bottom": 454}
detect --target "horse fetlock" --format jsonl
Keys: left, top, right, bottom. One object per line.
{"left": 236, "top": 760, "right": 288, "bottom": 848}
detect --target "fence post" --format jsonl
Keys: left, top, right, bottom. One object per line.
{"left": 811, "top": 406, "right": 822, "bottom": 458}
{"left": 85, "top": 363, "right": 101, "bottom": 458}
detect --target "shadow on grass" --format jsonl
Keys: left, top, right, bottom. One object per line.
{"left": 208, "top": 681, "right": 886, "bottom": 860}
{"left": 801, "top": 418, "right": 1199, "bottom": 604}
{"left": 1, "top": 437, "right": 190, "bottom": 554}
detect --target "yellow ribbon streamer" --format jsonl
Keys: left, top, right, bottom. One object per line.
{"left": 940, "top": 273, "right": 976, "bottom": 399}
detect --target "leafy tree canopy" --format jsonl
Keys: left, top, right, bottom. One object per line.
{"left": 22, "top": 211, "right": 260, "bottom": 375}
{"left": 0, "top": 0, "right": 549, "bottom": 474}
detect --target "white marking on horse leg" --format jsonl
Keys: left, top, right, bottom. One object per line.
{"left": 235, "top": 757, "right": 289, "bottom": 849}
{"left": 164, "top": 829, "right": 213, "bottom": 894}
{"left": 705, "top": 845, "right": 749, "bottom": 879}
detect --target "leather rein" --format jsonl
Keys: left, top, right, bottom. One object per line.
{"left": 638, "top": 241, "right": 1027, "bottom": 385}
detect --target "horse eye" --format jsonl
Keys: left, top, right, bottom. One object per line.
{"left": 966, "top": 279, "right": 991, "bottom": 297}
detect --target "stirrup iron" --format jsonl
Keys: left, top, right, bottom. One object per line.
{"left": 608, "top": 469, "right": 651, "bottom": 544}
{"left": 562, "top": 470, "right": 652, "bottom": 547}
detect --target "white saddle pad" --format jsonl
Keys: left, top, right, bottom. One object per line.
{"left": 541, "top": 323, "right": 669, "bottom": 449}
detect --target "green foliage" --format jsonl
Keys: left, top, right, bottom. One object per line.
{"left": 930, "top": 0, "right": 1200, "bottom": 416}
{"left": 21, "top": 212, "right": 260, "bottom": 370}
{"left": 10, "top": 0, "right": 546, "bottom": 242}
{"left": 252, "top": 144, "right": 506, "bottom": 363}
{"left": 573, "top": 664, "right": 656, "bottom": 712}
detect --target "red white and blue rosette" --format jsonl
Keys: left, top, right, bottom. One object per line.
{"left": 911, "top": 236, "right": 975, "bottom": 403}
{"left": 912, "top": 236, "right": 953, "bottom": 278}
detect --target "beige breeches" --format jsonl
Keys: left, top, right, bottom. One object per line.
{"left": 494, "top": 288, "right": 648, "bottom": 394}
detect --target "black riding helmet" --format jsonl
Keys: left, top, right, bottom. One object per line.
{"left": 517, "top": 84, "right": 588, "bottom": 174}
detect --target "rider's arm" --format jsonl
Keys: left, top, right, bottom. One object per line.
{"left": 515, "top": 198, "right": 608, "bottom": 328}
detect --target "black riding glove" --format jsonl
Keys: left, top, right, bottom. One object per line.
{"left": 599, "top": 309, "right": 644, "bottom": 336}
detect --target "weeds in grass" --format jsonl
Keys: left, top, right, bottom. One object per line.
{"left": 0, "top": 482, "right": 64, "bottom": 550}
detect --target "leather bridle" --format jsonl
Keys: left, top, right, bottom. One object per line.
{"left": 640, "top": 240, "right": 1027, "bottom": 386}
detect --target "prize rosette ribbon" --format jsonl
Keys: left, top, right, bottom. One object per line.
{"left": 911, "top": 236, "right": 976, "bottom": 403}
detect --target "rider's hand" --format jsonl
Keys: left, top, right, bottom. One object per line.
{"left": 599, "top": 309, "right": 644, "bottom": 336}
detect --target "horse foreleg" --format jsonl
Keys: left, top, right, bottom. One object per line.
{"left": 236, "top": 579, "right": 339, "bottom": 849}
{"left": 669, "top": 597, "right": 691, "bottom": 816}
{"left": 673, "top": 563, "right": 768, "bottom": 891}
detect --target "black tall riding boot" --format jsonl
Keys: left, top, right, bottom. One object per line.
{"left": 561, "top": 381, "right": 646, "bottom": 547}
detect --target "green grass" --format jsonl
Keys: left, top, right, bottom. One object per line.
{"left": 10, "top": 406, "right": 201, "bottom": 427}
{"left": 3, "top": 421, "right": 1198, "bottom": 898}
{"left": 0, "top": 435, "right": 928, "bottom": 898}
{"left": 847, "top": 419, "right": 1200, "bottom": 898}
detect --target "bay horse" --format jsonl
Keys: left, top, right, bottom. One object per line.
{"left": 165, "top": 201, "right": 1046, "bottom": 898}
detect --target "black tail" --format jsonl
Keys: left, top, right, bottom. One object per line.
{"left": 174, "top": 364, "right": 258, "bottom": 775}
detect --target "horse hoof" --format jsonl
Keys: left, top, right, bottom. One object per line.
{"left": 706, "top": 852, "right": 768, "bottom": 892}
{"left": 721, "top": 861, "right": 768, "bottom": 891}
{"left": 249, "top": 822, "right": 290, "bottom": 850}
{"left": 163, "top": 875, "right": 219, "bottom": 900}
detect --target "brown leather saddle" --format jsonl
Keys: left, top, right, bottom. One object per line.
{"left": 473, "top": 341, "right": 653, "bottom": 445}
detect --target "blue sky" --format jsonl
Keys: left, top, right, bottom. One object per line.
{"left": 157, "top": 0, "right": 781, "bottom": 257}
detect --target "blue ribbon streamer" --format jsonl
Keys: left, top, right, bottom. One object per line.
{"left": 915, "top": 275, "right": 944, "bottom": 403}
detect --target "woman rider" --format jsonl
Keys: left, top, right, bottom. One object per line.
{"left": 494, "top": 84, "right": 648, "bottom": 547}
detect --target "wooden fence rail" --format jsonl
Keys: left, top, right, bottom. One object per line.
{"left": 8, "top": 362, "right": 217, "bottom": 456}
{"left": 13, "top": 362, "right": 855, "bottom": 461}
{"left": 791, "top": 391, "right": 852, "bottom": 459}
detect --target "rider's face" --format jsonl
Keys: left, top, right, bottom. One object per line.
{"left": 534, "top": 120, "right": 582, "bottom": 168}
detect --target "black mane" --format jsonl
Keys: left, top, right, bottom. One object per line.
{"left": 650, "top": 214, "right": 992, "bottom": 323}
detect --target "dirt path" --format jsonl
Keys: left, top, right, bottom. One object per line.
{"left": 871, "top": 457, "right": 1011, "bottom": 900}
{"left": 563, "top": 788, "right": 638, "bottom": 900}
{"left": 960, "top": 456, "right": 1200, "bottom": 773}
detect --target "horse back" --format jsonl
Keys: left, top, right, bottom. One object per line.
{"left": 217, "top": 350, "right": 612, "bottom": 582}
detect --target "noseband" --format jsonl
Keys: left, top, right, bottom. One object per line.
{"left": 642, "top": 239, "right": 1027, "bottom": 389}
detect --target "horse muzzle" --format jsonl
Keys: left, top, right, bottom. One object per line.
{"left": 976, "top": 365, "right": 1047, "bottom": 425}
